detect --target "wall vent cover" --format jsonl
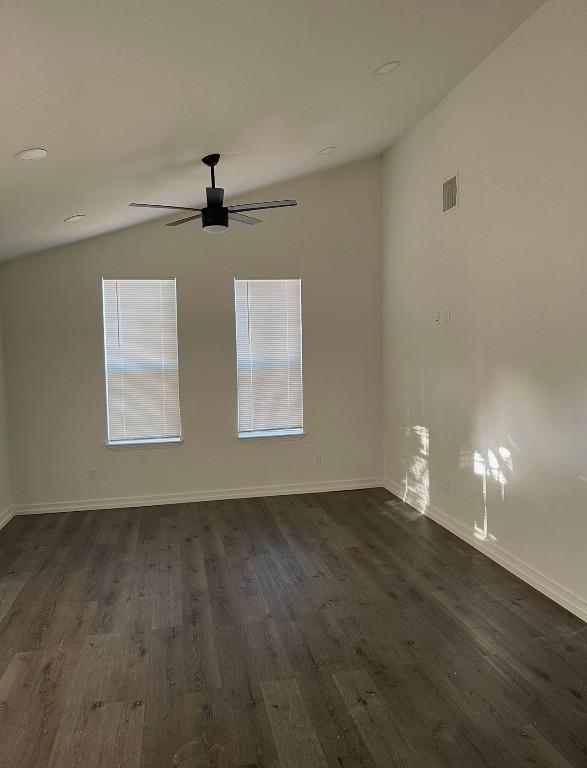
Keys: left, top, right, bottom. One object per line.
{"left": 443, "top": 175, "right": 458, "bottom": 212}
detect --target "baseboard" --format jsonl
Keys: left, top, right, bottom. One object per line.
{"left": 14, "top": 477, "right": 381, "bottom": 517}
{"left": 382, "top": 477, "right": 587, "bottom": 624}
{"left": 0, "top": 504, "right": 15, "bottom": 531}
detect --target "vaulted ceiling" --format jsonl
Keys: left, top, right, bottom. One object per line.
{"left": 0, "top": 0, "right": 544, "bottom": 259}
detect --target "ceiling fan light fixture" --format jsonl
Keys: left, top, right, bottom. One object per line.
{"left": 373, "top": 60, "right": 401, "bottom": 76}
{"left": 203, "top": 224, "right": 228, "bottom": 233}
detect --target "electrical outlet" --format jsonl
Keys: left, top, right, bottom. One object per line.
{"left": 88, "top": 468, "right": 96, "bottom": 481}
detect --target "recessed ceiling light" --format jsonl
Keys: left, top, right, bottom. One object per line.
{"left": 64, "top": 214, "right": 86, "bottom": 223}
{"left": 373, "top": 60, "right": 401, "bottom": 76}
{"left": 318, "top": 146, "right": 336, "bottom": 156}
{"left": 15, "top": 147, "right": 48, "bottom": 161}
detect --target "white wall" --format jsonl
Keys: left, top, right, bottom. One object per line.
{"left": 0, "top": 158, "right": 382, "bottom": 511}
{"left": 382, "top": 0, "right": 587, "bottom": 618}
{"left": 0, "top": 310, "right": 13, "bottom": 524}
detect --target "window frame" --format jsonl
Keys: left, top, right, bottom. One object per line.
{"left": 101, "top": 276, "right": 183, "bottom": 447}
{"left": 233, "top": 277, "right": 305, "bottom": 440}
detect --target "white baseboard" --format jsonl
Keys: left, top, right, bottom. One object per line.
{"left": 14, "top": 477, "right": 381, "bottom": 517}
{"left": 382, "top": 478, "right": 587, "bottom": 624}
{"left": 0, "top": 504, "right": 15, "bottom": 531}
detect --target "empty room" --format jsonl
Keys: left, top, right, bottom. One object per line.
{"left": 0, "top": 1, "right": 585, "bottom": 766}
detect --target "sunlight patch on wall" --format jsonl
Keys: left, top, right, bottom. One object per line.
{"left": 401, "top": 425, "right": 430, "bottom": 513}
{"left": 471, "top": 446, "right": 514, "bottom": 542}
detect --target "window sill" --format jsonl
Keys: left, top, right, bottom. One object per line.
{"left": 106, "top": 438, "right": 184, "bottom": 449}
{"left": 237, "top": 429, "right": 306, "bottom": 441}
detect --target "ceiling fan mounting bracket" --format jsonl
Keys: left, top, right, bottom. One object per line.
{"left": 201, "top": 153, "right": 220, "bottom": 168}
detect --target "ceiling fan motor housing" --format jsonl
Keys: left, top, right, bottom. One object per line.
{"left": 202, "top": 205, "right": 228, "bottom": 231}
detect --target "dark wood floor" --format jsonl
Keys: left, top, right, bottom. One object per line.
{"left": 0, "top": 488, "right": 585, "bottom": 767}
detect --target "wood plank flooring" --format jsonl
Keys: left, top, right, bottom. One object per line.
{"left": 0, "top": 488, "right": 585, "bottom": 767}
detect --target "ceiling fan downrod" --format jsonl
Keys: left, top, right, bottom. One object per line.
{"left": 201, "top": 153, "right": 220, "bottom": 188}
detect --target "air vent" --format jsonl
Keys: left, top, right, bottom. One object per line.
{"left": 443, "top": 175, "right": 458, "bottom": 212}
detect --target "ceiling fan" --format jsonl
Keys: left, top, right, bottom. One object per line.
{"left": 129, "top": 153, "right": 297, "bottom": 233}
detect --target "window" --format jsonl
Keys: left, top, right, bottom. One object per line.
{"left": 234, "top": 278, "right": 303, "bottom": 438}
{"left": 102, "top": 278, "right": 181, "bottom": 445}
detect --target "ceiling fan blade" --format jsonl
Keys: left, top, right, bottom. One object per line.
{"left": 227, "top": 199, "right": 297, "bottom": 213}
{"left": 129, "top": 203, "right": 201, "bottom": 212}
{"left": 229, "top": 212, "right": 262, "bottom": 225}
{"left": 206, "top": 187, "right": 224, "bottom": 206}
{"left": 166, "top": 214, "right": 202, "bottom": 227}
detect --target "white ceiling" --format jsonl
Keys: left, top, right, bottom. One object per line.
{"left": 0, "top": 0, "right": 544, "bottom": 260}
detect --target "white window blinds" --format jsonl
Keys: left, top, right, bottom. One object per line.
{"left": 234, "top": 278, "right": 303, "bottom": 437}
{"left": 102, "top": 278, "right": 181, "bottom": 444}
